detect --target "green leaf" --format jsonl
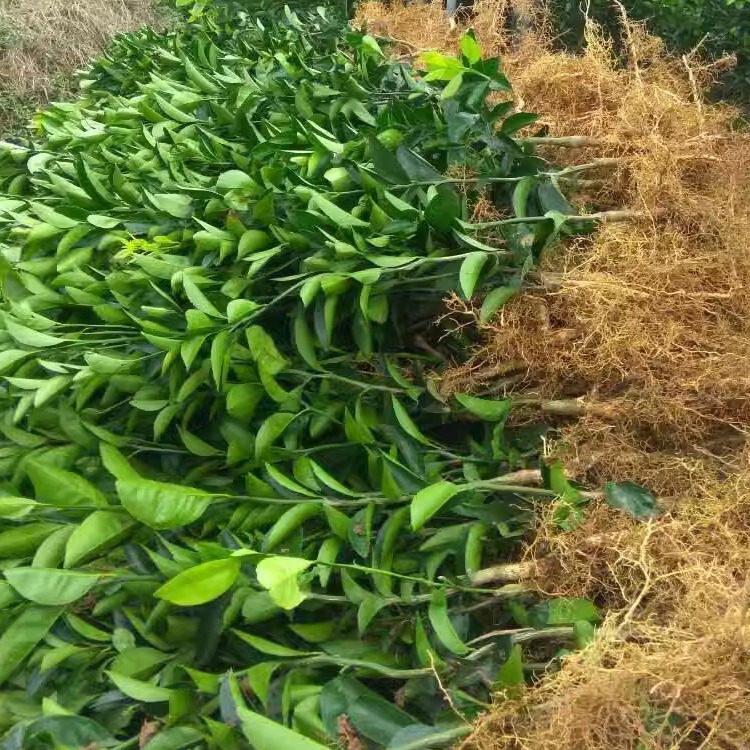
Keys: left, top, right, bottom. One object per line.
{"left": 497, "top": 643, "right": 524, "bottom": 688}
{"left": 106, "top": 671, "right": 173, "bottom": 702}
{"left": 11, "top": 716, "right": 116, "bottom": 750}
{"left": 179, "top": 425, "right": 220, "bottom": 457}
{"left": 395, "top": 145, "right": 443, "bottom": 182}
{"left": 4, "top": 318, "right": 63, "bottom": 347}
{"left": 149, "top": 192, "right": 193, "bottom": 218}
{"left": 227, "top": 383, "right": 264, "bottom": 422}
{"left": 64, "top": 511, "right": 135, "bottom": 567}
{"left": 460, "top": 31, "right": 482, "bottom": 64}
{"left": 26, "top": 460, "right": 107, "bottom": 507}
{"left": 155, "top": 558, "right": 241, "bottom": 606}
{"left": 427, "top": 589, "right": 469, "bottom": 655}
{"left": 5, "top": 567, "right": 100, "bottom": 606}
{"left": 256, "top": 555, "right": 313, "bottom": 610}
{"left": 117, "top": 479, "right": 215, "bottom": 530}
{"left": 0, "top": 605, "right": 62, "bottom": 686}
{"left": 441, "top": 72, "right": 464, "bottom": 100}
{"left": 501, "top": 112, "right": 540, "bottom": 135}
{"left": 255, "top": 412, "right": 297, "bottom": 460}
{"left": 229, "top": 674, "right": 329, "bottom": 750}
{"left": 459, "top": 251, "right": 488, "bottom": 298}
{"left": 425, "top": 187, "right": 461, "bottom": 234}
{"left": 308, "top": 189, "right": 368, "bottom": 229}
{"left": 529, "top": 597, "right": 600, "bottom": 627}
{"left": 233, "top": 629, "right": 313, "bottom": 657}
{"left": 410, "top": 481, "right": 460, "bottom": 531}
{"left": 604, "top": 481, "right": 661, "bottom": 518}
{"left": 289, "top": 621, "right": 338, "bottom": 643}
{"left": 216, "top": 170, "right": 257, "bottom": 192}
{"left": 321, "top": 676, "right": 414, "bottom": 745}
{"left": 143, "top": 727, "right": 206, "bottom": 750}
{"left": 357, "top": 594, "right": 388, "bottom": 634}
{"left": 0, "top": 349, "right": 30, "bottom": 374}
{"left": 211, "top": 330, "right": 232, "bottom": 388}
{"left": 293, "top": 311, "right": 320, "bottom": 370}
{"left": 227, "top": 298, "right": 259, "bottom": 323}
{"left": 246, "top": 325, "right": 289, "bottom": 375}
{"left": 368, "top": 135, "right": 409, "bottom": 184}
{"left": 245, "top": 661, "right": 283, "bottom": 708}
{"left": 455, "top": 393, "right": 511, "bottom": 421}
{"left": 183, "top": 275, "right": 223, "bottom": 318}
{"left": 99, "top": 444, "right": 140, "bottom": 480}
{"left": 392, "top": 397, "right": 430, "bottom": 445}
{"left": 480, "top": 286, "right": 517, "bottom": 323}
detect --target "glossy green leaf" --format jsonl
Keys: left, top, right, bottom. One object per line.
{"left": 425, "top": 187, "right": 461, "bottom": 233}
{"left": 155, "top": 558, "right": 241, "bottom": 606}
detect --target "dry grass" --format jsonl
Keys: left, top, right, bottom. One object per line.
{"left": 464, "top": 456, "right": 750, "bottom": 750}
{"left": 356, "top": 1, "right": 750, "bottom": 747}
{"left": 0, "top": 0, "right": 165, "bottom": 131}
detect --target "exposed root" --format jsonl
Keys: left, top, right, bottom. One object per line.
{"left": 357, "top": 1, "right": 750, "bottom": 747}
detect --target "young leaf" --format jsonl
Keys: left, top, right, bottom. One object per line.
{"left": 410, "top": 481, "right": 460, "bottom": 531}
{"left": 256, "top": 555, "right": 313, "bottom": 610}
{"left": 183, "top": 275, "right": 223, "bottom": 318}
{"left": 460, "top": 31, "right": 482, "bottom": 65}
{"left": 4, "top": 318, "right": 63, "bottom": 348}
{"left": 155, "top": 558, "right": 241, "bottom": 606}
{"left": 246, "top": 325, "right": 289, "bottom": 375}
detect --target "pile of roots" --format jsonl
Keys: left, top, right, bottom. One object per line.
{"left": 355, "top": 1, "right": 750, "bottom": 747}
